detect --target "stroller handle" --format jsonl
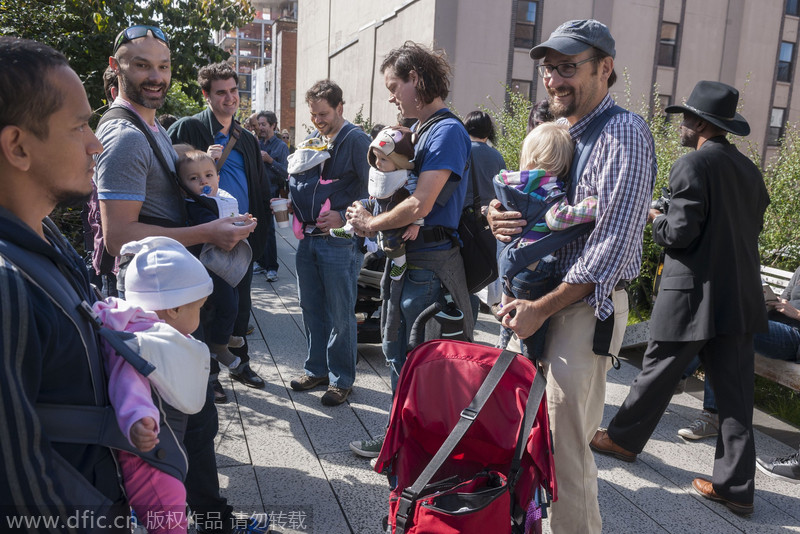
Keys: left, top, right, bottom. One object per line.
{"left": 408, "top": 302, "right": 444, "bottom": 351}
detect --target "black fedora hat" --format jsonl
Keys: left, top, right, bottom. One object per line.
{"left": 665, "top": 80, "right": 750, "bottom": 136}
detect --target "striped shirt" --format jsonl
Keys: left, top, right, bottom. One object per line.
{"left": 556, "top": 95, "right": 657, "bottom": 319}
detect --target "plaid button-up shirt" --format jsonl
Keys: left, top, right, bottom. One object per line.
{"left": 556, "top": 94, "right": 657, "bottom": 320}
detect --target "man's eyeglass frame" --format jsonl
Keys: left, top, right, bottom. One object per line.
{"left": 113, "top": 25, "right": 169, "bottom": 55}
{"left": 537, "top": 56, "right": 599, "bottom": 79}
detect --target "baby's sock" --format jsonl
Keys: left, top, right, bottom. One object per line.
{"left": 330, "top": 223, "right": 355, "bottom": 238}
{"left": 389, "top": 256, "right": 407, "bottom": 280}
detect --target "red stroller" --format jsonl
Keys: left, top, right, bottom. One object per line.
{"left": 374, "top": 338, "right": 557, "bottom": 534}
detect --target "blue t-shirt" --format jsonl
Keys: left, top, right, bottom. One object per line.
{"left": 215, "top": 130, "right": 249, "bottom": 213}
{"left": 411, "top": 110, "right": 471, "bottom": 251}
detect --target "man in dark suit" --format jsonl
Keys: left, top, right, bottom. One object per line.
{"left": 590, "top": 81, "right": 769, "bottom": 515}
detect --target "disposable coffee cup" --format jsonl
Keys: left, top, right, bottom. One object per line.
{"left": 271, "top": 198, "right": 290, "bottom": 228}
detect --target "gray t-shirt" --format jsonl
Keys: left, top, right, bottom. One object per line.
{"left": 95, "top": 108, "right": 183, "bottom": 225}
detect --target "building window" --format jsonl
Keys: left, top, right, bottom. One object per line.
{"left": 778, "top": 42, "right": 794, "bottom": 82}
{"left": 658, "top": 23, "right": 679, "bottom": 67}
{"left": 511, "top": 79, "right": 531, "bottom": 100}
{"left": 514, "top": 1, "right": 538, "bottom": 49}
{"left": 788, "top": 0, "right": 799, "bottom": 16}
{"left": 768, "top": 107, "right": 786, "bottom": 145}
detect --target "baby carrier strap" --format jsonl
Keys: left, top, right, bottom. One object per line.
{"left": 98, "top": 107, "right": 216, "bottom": 222}
{"left": 566, "top": 104, "right": 624, "bottom": 203}
{"left": 412, "top": 110, "right": 469, "bottom": 209}
{"left": 0, "top": 221, "right": 188, "bottom": 481}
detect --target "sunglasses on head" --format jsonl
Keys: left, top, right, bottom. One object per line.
{"left": 113, "top": 25, "right": 169, "bottom": 55}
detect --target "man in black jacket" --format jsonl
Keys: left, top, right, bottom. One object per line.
{"left": 169, "top": 62, "right": 269, "bottom": 392}
{"left": 591, "top": 81, "right": 770, "bottom": 515}
{"left": 0, "top": 37, "right": 127, "bottom": 533}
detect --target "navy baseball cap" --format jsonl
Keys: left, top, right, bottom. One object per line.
{"left": 530, "top": 19, "right": 616, "bottom": 60}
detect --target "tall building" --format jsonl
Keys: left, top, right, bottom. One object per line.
{"left": 214, "top": 16, "right": 272, "bottom": 115}
{"left": 253, "top": 18, "right": 298, "bottom": 144}
{"left": 297, "top": 0, "right": 797, "bottom": 161}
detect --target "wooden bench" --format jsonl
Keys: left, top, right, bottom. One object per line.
{"left": 756, "top": 265, "right": 800, "bottom": 392}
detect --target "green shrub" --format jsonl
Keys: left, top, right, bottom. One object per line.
{"left": 759, "top": 123, "right": 800, "bottom": 270}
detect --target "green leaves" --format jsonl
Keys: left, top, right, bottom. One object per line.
{"left": 0, "top": 0, "right": 255, "bottom": 116}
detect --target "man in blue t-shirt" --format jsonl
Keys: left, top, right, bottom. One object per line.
{"left": 345, "top": 42, "right": 473, "bottom": 457}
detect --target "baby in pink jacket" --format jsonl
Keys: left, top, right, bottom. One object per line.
{"left": 94, "top": 236, "right": 213, "bottom": 534}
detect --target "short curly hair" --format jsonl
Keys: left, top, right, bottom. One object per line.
{"left": 305, "top": 79, "right": 344, "bottom": 109}
{"left": 197, "top": 62, "right": 238, "bottom": 94}
{"left": 380, "top": 41, "right": 451, "bottom": 105}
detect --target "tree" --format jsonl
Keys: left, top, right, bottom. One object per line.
{"left": 0, "top": 0, "right": 255, "bottom": 113}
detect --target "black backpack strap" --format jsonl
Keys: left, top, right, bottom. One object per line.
{"left": 98, "top": 107, "right": 199, "bottom": 222}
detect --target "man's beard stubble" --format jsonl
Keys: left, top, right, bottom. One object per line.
{"left": 118, "top": 71, "right": 169, "bottom": 110}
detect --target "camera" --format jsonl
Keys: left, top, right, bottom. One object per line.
{"left": 650, "top": 187, "right": 671, "bottom": 214}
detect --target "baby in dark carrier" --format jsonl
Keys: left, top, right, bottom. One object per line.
{"left": 493, "top": 122, "right": 597, "bottom": 359}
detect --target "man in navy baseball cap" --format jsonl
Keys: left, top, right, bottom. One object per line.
{"left": 530, "top": 19, "right": 616, "bottom": 59}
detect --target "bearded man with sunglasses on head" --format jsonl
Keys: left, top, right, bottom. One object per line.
{"left": 94, "top": 25, "right": 257, "bottom": 534}
{"left": 488, "top": 20, "right": 656, "bottom": 533}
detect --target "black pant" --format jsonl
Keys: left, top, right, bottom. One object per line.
{"left": 229, "top": 262, "right": 254, "bottom": 365}
{"left": 184, "top": 383, "right": 234, "bottom": 533}
{"left": 255, "top": 210, "right": 279, "bottom": 272}
{"left": 608, "top": 334, "right": 756, "bottom": 503}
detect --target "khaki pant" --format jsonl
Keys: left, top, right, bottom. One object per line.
{"left": 542, "top": 289, "right": 628, "bottom": 534}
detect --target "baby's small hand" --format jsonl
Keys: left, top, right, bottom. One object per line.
{"left": 402, "top": 225, "right": 420, "bottom": 241}
{"left": 130, "top": 417, "right": 159, "bottom": 452}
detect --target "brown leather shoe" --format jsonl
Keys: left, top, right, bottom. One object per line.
{"left": 590, "top": 429, "right": 637, "bottom": 462}
{"left": 321, "top": 385, "right": 351, "bottom": 406}
{"left": 692, "top": 478, "right": 753, "bottom": 516}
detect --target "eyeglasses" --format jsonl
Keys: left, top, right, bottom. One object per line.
{"left": 537, "top": 56, "right": 598, "bottom": 79}
{"left": 113, "top": 25, "right": 169, "bottom": 55}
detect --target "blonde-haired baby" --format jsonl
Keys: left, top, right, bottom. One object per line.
{"left": 493, "top": 122, "right": 598, "bottom": 358}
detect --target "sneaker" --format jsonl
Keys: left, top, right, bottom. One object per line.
{"left": 389, "top": 262, "right": 406, "bottom": 280}
{"left": 252, "top": 265, "right": 267, "bottom": 275}
{"left": 290, "top": 374, "right": 329, "bottom": 391}
{"left": 321, "top": 385, "right": 351, "bottom": 406}
{"left": 245, "top": 323, "right": 255, "bottom": 336}
{"left": 370, "top": 457, "right": 379, "bottom": 470}
{"left": 349, "top": 434, "right": 385, "bottom": 458}
{"left": 266, "top": 270, "right": 278, "bottom": 282}
{"left": 330, "top": 227, "right": 353, "bottom": 238}
{"left": 756, "top": 450, "right": 800, "bottom": 483}
{"left": 678, "top": 410, "right": 719, "bottom": 440}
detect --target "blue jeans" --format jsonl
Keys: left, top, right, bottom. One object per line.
{"left": 682, "top": 355, "right": 717, "bottom": 412}
{"left": 382, "top": 267, "right": 445, "bottom": 391}
{"left": 505, "top": 259, "right": 559, "bottom": 361}
{"left": 754, "top": 320, "right": 800, "bottom": 362}
{"left": 296, "top": 235, "right": 362, "bottom": 389}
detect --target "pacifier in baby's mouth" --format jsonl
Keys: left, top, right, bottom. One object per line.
{"left": 202, "top": 185, "right": 211, "bottom": 195}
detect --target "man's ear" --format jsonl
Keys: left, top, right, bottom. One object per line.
{"left": 0, "top": 126, "right": 32, "bottom": 172}
{"left": 109, "top": 56, "right": 119, "bottom": 72}
{"left": 599, "top": 56, "right": 614, "bottom": 81}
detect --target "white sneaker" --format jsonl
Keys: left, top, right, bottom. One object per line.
{"left": 678, "top": 410, "right": 719, "bottom": 440}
